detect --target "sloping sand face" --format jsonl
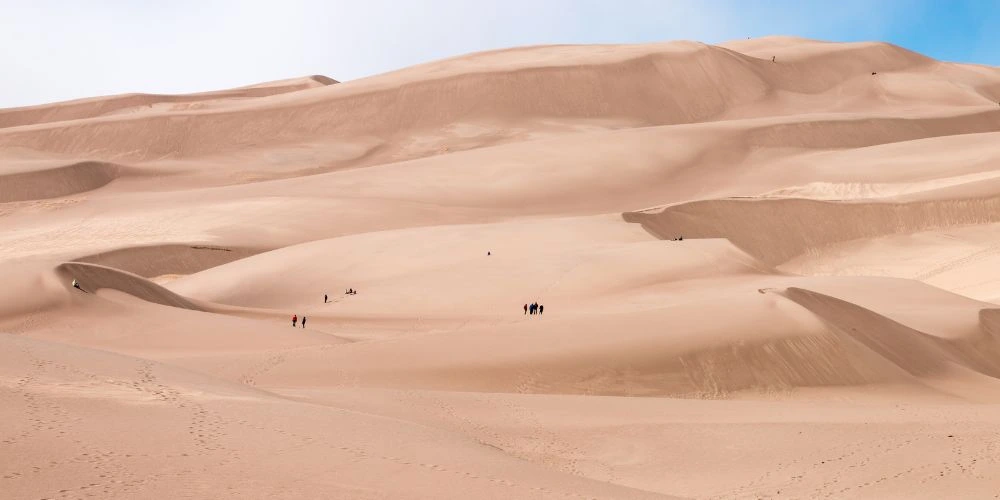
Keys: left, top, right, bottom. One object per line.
{"left": 2, "top": 38, "right": 1000, "bottom": 499}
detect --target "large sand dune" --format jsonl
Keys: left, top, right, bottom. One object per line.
{"left": 0, "top": 75, "right": 337, "bottom": 130}
{"left": 2, "top": 37, "right": 1000, "bottom": 498}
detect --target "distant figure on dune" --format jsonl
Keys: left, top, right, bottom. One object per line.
{"left": 771, "top": 56, "right": 775, "bottom": 63}
{"left": 539, "top": 304, "right": 544, "bottom": 315}
{"left": 71, "top": 278, "right": 80, "bottom": 290}
{"left": 324, "top": 294, "right": 328, "bottom": 303}
{"left": 487, "top": 251, "right": 491, "bottom": 256}
{"left": 302, "top": 316, "right": 306, "bottom": 329}
{"left": 292, "top": 314, "right": 297, "bottom": 327}
{"left": 523, "top": 303, "right": 528, "bottom": 315}
{"left": 346, "top": 288, "right": 356, "bottom": 295}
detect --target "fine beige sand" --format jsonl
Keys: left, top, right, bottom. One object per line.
{"left": 2, "top": 36, "right": 1000, "bottom": 499}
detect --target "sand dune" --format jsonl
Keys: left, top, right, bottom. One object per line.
{"left": 0, "top": 75, "right": 336, "bottom": 130}
{"left": 784, "top": 287, "right": 1000, "bottom": 377}
{"left": 3, "top": 37, "right": 1000, "bottom": 498}
{"left": 0, "top": 334, "right": 667, "bottom": 500}
{"left": 56, "top": 262, "right": 207, "bottom": 310}
{"left": 625, "top": 192, "right": 1000, "bottom": 266}
{"left": 73, "top": 244, "right": 263, "bottom": 279}
{"left": 2, "top": 40, "right": 995, "bottom": 163}
{"left": 221, "top": 276, "right": 1000, "bottom": 401}
{"left": 0, "top": 160, "right": 130, "bottom": 202}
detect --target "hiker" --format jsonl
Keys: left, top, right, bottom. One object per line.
{"left": 771, "top": 55, "right": 775, "bottom": 63}
{"left": 487, "top": 251, "right": 491, "bottom": 256}
{"left": 292, "top": 314, "right": 297, "bottom": 327}
{"left": 302, "top": 316, "right": 306, "bottom": 328}
{"left": 523, "top": 303, "right": 528, "bottom": 315}
{"left": 539, "top": 304, "right": 544, "bottom": 315}
{"left": 324, "top": 294, "right": 328, "bottom": 303}
{"left": 71, "top": 278, "right": 80, "bottom": 290}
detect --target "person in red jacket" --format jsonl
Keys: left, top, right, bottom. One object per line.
{"left": 292, "top": 314, "right": 297, "bottom": 327}
{"left": 523, "top": 303, "right": 528, "bottom": 315}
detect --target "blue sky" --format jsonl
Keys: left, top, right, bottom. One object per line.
{"left": 0, "top": 0, "right": 996, "bottom": 107}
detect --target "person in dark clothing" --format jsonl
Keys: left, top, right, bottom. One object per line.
{"left": 523, "top": 303, "right": 528, "bottom": 315}
{"left": 292, "top": 314, "right": 297, "bottom": 327}
{"left": 302, "top": 316, "right": 306, "bottom": 328}
{"left": 539, "top": 304, "right": 544, "bottom": 315}
{"left": 324, "top": 294, "right": 328, "bottom": 303}
{"left": 487, "top": 251, "right": 491, "bottom": 256}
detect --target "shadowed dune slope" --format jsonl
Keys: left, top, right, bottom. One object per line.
{"left": 784, "top": 287, "right": 1000, "bottom": 380}
{"left": 56, "top": 262, "right": 204, "bottom": 311}
{"left": 624, "top": 193, "right": 1000, "bottom": 266}
{"left": 73, "top": 244, "right": 264, "bottom": 278}
{"left": 0, "top": 161, "right": 125, "bottom": 202}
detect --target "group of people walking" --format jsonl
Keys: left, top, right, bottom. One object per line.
{"left": 524, "top": 302, "right": 544, "bottom": 315}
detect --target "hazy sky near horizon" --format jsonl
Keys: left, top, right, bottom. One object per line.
{"left": 0, "top": 0, "right": 996, "bottom": 107}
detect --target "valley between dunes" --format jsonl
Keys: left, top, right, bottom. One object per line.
{"left": 2, "top": 37, "right": 1000, "bottom": 499}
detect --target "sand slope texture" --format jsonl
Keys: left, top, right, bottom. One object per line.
{"left": 2, "top": 37, "right": 1000, "bottom": 499}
